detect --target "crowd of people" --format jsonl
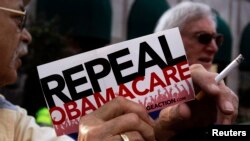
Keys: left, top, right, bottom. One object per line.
{"left": 0, "top": 0, "right": 239, "bottom": 141}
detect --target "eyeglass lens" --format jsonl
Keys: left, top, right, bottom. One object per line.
{"left": 20, "top": 14, "right": 26, "bottom": 29}
{"left": 197, "top": 33, "right": 224, "bottom": 46}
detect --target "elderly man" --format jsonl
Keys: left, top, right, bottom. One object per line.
{"left": 0, "top": 0, "right": 74, "bottom": 140}
{"left": 155, "top": 1, "right": 224, "bottom": 71}
{"left": 153, "top": 1, "right": 238, "bottom": 140}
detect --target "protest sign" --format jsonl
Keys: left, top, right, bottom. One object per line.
{"left": 37, "top": 27, "right": 195, "bottom": 136}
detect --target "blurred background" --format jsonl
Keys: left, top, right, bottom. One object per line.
{"left": 0, "top": 0, "right": 249, "bottom": 125}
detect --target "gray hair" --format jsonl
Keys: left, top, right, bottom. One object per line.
{"left": 154, "top": 1, "right": 216, "bottom": 32}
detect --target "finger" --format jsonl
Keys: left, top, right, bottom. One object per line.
{"left": 78, "top": 129, "right": 145, "bottom": 141}
{"left": 99, "top": 113, "right": 155, "bottom": 141}
{"left": 91, "top": 96, "right": 154, "bottom": 126}
{"left": 159, "top": 103, "right": 191, "bottom": 128}
{"left": 79, "top": 114, "right": 104, "bottom": 127}
{"left": 190, "top": 64, "right": 220, "bottom": 95}
{"left": 78, "top": 127, "right": 121, "bottom": 141}
{"left": 121, "top": 132, "right": 144, "bottom": 141}
{"left": 216, "top": 85, "right": 238, "bottom": 124}
{"left": 78, "top": 115, "right": 105, "bottom": 141}
{"left": 154, "top": 104, "right": 191, "bottom": 140}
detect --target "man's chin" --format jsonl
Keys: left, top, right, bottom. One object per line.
{"left": 4, "top": 71, "right": 19, "bottom": 86}
{"left": 200, "top": 63, "right": 212, "bottom": 71}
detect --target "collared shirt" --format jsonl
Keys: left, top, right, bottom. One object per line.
{"left": 0, "top": 94, "right": 74, "bottom": 141}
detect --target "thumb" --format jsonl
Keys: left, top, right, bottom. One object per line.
{"left": 154, "top": 104, "right": 191, "bottom": 140}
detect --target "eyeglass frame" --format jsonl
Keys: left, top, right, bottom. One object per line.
{"left": 0, "top": 6, "right": 26, "bottom": 32}
{"left": 193, "top": 31, "right": 224, "bottom": 47}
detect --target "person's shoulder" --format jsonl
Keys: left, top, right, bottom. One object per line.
{"left": 0, "top": 94, "right": 17, "bottom": 111}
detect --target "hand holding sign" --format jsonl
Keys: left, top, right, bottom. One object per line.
{"left": 154, "top": 64, "right": 238, "bottom": 141}
{"left": 77, "top": 96, "right": 155, "bottom": 141}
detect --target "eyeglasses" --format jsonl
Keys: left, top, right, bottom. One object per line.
{"left": 195, "top": 32, "right": 224, "bottom": 47}
{"left": 0, "top": 6, "right": 26, "bottom": 32}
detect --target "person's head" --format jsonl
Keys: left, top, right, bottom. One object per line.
{"left": 0, "top": 0, "right": 32, "bottom": 87}
{"left": 155, "top": 1, "right": 223, "bottom": 70}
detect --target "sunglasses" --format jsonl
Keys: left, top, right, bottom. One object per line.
{"left": 0, "top": 6, "right": 26, "bottom": 32}
{"left": 195, "top": 32, "right": 224, "bottom": 46}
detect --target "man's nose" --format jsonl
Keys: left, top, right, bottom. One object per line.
{"left": 21, "top": 28, "right": 32, "bottom": 44}
{"left": 207, "top": 39, "right": 219, "bottom": 53}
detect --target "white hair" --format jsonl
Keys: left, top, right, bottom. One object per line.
{"left": 154, "top": 1, "right": 216, "bottom": 32}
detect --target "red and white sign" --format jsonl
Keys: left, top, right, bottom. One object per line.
{"left": 37, "top": 27, "right": 195, "bottom": 136}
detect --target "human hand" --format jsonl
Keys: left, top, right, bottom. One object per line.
{"left": 154, "top": 64, "right": 238, "bottom": 141}
{"left": 77, "top": 96, "right": 156, "bottom": 141}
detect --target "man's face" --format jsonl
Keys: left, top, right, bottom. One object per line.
{"left": 181, "top": 17, "right": 220, "bottom": 71}
{"left": 0, "top": 0, "right": 32, "bottom": 87}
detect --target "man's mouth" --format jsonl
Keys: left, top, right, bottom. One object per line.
{"left": 199, "top": 58, "right": 212, "bottom": 63}
{"left": 17, "top": 59, "right": 21, "bottom": 68}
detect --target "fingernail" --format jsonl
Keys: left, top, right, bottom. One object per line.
{"left": 223, "top": 101, "right": 234, "bottom": 113}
